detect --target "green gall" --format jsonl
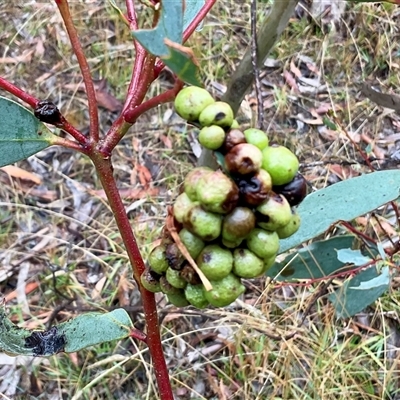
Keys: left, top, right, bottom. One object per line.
{"left": 166, "top": 267, "right": 187, "bottom": 289}
{"left": 184, "top": 167, "right": 213, "bottom": 201}
{"left": 140, "top": 267, "right": 162, "bottom": 293}
{"left": 256, "top": 193, "right": 292, "bottom": 231}
{"left": 276, "top": 211, "right": 301, "bottom": 239}
{"left": 199, "top": 101, "right": 234, "bottom": 128}
{"left": 173, "top": 193, "right": 196, "bottom": 223}
{"left": 246, "top": 228, "right": 280, "bottom": 259}
{"left": 148, "top": 244, "right": 169, "bottom": 274}
{"left": 196, "top": 170, "right": 239, "bottom": 214}
{"left": 198, "top": 125, "right": 226, "bottom": 150}
{"left": 261, "top": 145, "right": 299, "bottom": 186}
{"left": 184, "top": 205, "right": 222, "bottom": 241}
{"left": 244, "top": 128, "right": 269, "bottom": 150}
{"left": 184, "top": 284, "right": 209, "bottom": 309}
{"left": 179, "top": 228, "right": 205, "bottom": 259}
{"left": 233, "top": 248, "right": 265, "bottom": 279}
{"left": 204, "top": 274, "right": 245, "bottom": 307}
{"left": 167, "top": 291, "right": 190, "bottom": 307}
{"left": 196, "top": 244, "right": 233, "bottom": 280}
{"left": 174, "top": 86, "right": 215, "bottom": 122}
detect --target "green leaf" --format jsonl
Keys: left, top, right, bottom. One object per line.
{"left": 0, "top": 308, "right": 133, "bottom": 357}
{"left": 132, "top": 1, "right": 183, "bottom": 57}
{"left": 328, "top": 266, "right": 390, "bottom": 318}
{"left": 132, "top": 1, "right": 202, "bottom": 85}
{"left": 336, "top": 249, "right": 372, "bottom": 266}
{"left": 184, "top": 0, "right": 205, "bottom": 31}
{"left": 266, "top": 236, "right": 355, "bottom": 281}
{"left": 350, "top": 266, "right": 390, "bottom": 290}
{"left": 0, "top": 97, "right": 56, "bottom": 167}
{"left": 279, "top": 170, "right": 400, "bottom": 254}
{"left": 162, "top": 41, "right": 202, "bottom": 86}
{"left": 59, "top": 309, "right": 133, "bottom": 353}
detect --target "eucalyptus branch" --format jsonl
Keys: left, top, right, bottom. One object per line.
{"left": 55, "top": 0, "right": 100, "bottom": 142}
{"left": 0, "top": 76, "right": 39, "bottom": 108}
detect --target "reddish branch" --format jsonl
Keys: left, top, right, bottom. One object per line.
{"left": 124, "top": 80, "right": 184, "bottom": 123}
{"left": 0, "top": 77, "right": 39, "bottom": 108}
{"left": 55, "top": 0, "right": 100, "bottom": 143}
{"left": 91, "top": 155, "right": 173, "bottom": 400}
{"left": 0, "top": 77, "right": 88, "bottom": 146}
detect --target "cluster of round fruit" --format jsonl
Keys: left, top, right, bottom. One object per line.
{"left": 140, "top": 86, "right": 307, "bottom": 309}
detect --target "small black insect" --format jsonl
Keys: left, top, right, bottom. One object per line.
{"left": 25, "top": 327, "right": 66, "bottom": 356}
{"left": 34, "top": 100, "right": 63, "bottom": 125}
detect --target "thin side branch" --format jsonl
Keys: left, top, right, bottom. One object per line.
{"left": 56, "top": 0, "right": 99, "bottom": 142}
{"left": 0, "top": 77, "right": 39, "bottom": 108}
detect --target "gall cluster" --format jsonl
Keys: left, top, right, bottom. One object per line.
{"left": 141, "top": 86, "right": 308, "bottom": 308}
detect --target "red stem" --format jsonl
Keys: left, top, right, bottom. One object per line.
{"left": 52, "top": 136, "right": 89, "bottom": 154}
{"left": 154, "top": 0, "right": 217, "bottom": 78}
{"left": 91, "top": 154, "right": 173, "bottom": 400}
{"left": 0, "top": 76, "right": 89, "bottom": 145}
{"left": 126, "top": 0, "right": 138, "bottom": 30}
{"left": 0, "top": 76, "right": 39, "bottom": 108}
{"left": 182, "top": 0, "right": 217, "bottom": 42}
{"left": 124, "top": 80, "right": 184, "bottom": 124}
{"left": 59, "top": 120, "right": 88, "bottom": 145}
{"left": 55, "top": 0, "right": 100, "bottom": 143}
{"left": 99, "top": 54, "right": 156, "bottom": 155}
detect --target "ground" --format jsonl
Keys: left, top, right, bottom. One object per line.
{"left": 0, "top": 1, "right": 400, "bottom": 399}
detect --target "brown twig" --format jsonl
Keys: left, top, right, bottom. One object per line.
{"left": 250, "top": 0, "right": 264, "bottom": 130}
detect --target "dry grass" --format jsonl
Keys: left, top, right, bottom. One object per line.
{"left": 0, "top": 1, "right": 400, "bottom": 399}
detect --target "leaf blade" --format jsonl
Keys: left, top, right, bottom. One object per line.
{"left": 0, "top": 97, "right": 56, "bottom": 167}
{"left": 328, "top": 267, "right": 390, "bottom": 318}
{"left": 267, "top": 235, "right": 355, "bottom": 281}
{"left": 59, "top": 309, "right": 133, "bottom": 353}
{"left": 0, "top": 308, "right": 133, "bottom": 357}
{"left": 279, "top": 170, "right": 400, "bottom": 253}
{"left": 132, "top": 1, "right": 183, "bottom": 57}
